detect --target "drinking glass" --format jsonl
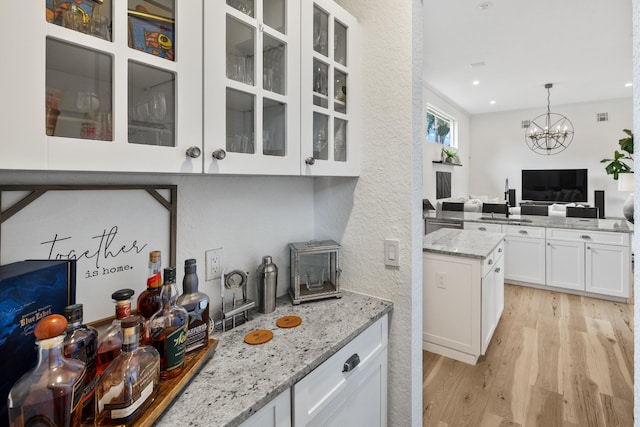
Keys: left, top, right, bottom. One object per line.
{"left": 150, "top": 93, "right": 167, "bottom": 122}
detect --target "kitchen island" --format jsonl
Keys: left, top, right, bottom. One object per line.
{"left": 156, "top": 291, "right": 393, "bottom": 426}
{"left": 423, "top": 228, "right": 505, "bottom": 365}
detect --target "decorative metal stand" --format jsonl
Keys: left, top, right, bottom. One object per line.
{"left": 214, "top": 270, "right": 256, "bottom": 332}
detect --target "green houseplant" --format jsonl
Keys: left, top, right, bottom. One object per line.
{"left": 601, "top": 129, "right": 634, "bottom": 222}
{"left": 441, "top": 147, "right": 459, "bottom": 164}
{"left": 601, "top": 129, "right": 634, "bottom": 180}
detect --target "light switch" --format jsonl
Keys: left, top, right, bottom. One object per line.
{"left": 436, "top": 272, "right": 447, "bottom": 289}
{"left": 384, "top": 239, "right": 400, "bottom": 267}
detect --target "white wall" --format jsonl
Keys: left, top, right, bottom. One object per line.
{"left": 632, "top": 0, "right": 639, "bottom": 424}
{"left": 423, "top": 86, "right": 471, "bottom": 201}
{"left": 0, "top": 171, "right": 315, "bottom": 316}
{"left": 319, "top": 0, "right": 423, "bottom": 425}
{"left": 469, "top": 97, "right": 633, "bottom": 216}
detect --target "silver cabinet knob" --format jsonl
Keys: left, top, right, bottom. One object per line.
{"left": 495, "top": 267, "right": 501, "bottom": 273}
{"left": 305, "top": 157, "right": 316, "bottom": 165}
{"left": 185, "top": 146, "right": 201, "bottom": 158}
{"left": 212, "top": 149, "right": 226, "bottom": 160}
{"left": 488, "top": 259, "right": 493, "bottom": 265}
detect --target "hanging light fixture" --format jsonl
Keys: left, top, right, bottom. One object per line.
{"left": 525, "top": 83, "right": 574, "bottom": 155}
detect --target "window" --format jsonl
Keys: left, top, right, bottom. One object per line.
{"left": 426, "top": 106, "right": 456, "bottom": 147}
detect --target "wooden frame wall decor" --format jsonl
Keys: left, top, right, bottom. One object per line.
{"left": 0, "top": 184, "right": 177, "bottom": 324}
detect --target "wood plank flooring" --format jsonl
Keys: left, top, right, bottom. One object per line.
{"left": 423, "top": 284, "right": 634, "bottom": 427}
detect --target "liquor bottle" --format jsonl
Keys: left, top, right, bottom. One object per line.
{"left": 63, "top": 303, "right": 98, "bottom": 422}
{"left": 96, "top": 288, "right": 135, "bottom": 376}
{"left": 149, "top": 267, "right": 188, "bottom": 380}
{"left": 177, "top": 258, "right": 210, "bottom": 353}
{"left": 8, "top": 314, "right": 86, "bottom": 427}
{"left": 137, "top": 250, "right": 163, "bottom": 344}
{"left": 94, "top": 316, "right": 160, "bottom": 426}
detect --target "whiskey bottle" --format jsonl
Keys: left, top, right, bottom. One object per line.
{"left": 8, "top": 314, "right": 86, "bottom": 427}
{"left": 96, "top": 288, "right": 135, "bottom": 376}
{"left": 177, "top": 258, "right": 210, "bottom": 353}
{"left": 94, "top": 316, "right": 160, "bottom": 426}
{"left": 149, "top": 267, "right": 188, "bottom": 380}
{"left": 63, "top": 303, "right": 98, "bottom": 422}
{"left": 137, "top": 250, "right": 163, "bottom": 344}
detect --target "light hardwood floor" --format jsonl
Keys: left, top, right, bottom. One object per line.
{"left": 423, "top": 284, "right": 634, "bottom": 427}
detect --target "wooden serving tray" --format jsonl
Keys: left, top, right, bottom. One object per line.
{"left": 84, "top": 338, "right": 219, "bottom": 426}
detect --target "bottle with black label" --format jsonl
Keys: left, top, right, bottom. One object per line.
{"left": 149, "top": 267, "right": 188, "bottom": 379}
{"left": 63, "top": 303, "right": 98, "bottom": 423}
{"left": 8, "top": 314, "right": 86, "bottom": 427}
{"left": 177, "top": 258, "right": 210, "bottom": 353}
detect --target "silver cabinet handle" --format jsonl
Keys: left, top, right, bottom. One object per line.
{"left": 343, "top": 353, "right": 360, "bottom": 372}
{"left": 495, "top": 267, "right": 501, "bottom": 273}
{"left": 498, "top": 248, "right": 502, "bottom": 253}
{"left": 488, "top": 259, "right": 493, "bottom": 265}
{"left": 212, "top": 149, "right": 226, "bottom": 160}
{"left": 305, "top": 157, "right": 316, "bottom": 165}
{"left": 518, "top": 230, "right": 528, "bottom": 235}
{"left": 185, "top": 146, "right": 201, "bottom": 158}
{"left": 547, "top": 243, "right": 551, "bottom": 246}
{"left": 587, "top": 246, "right": 591, "bottom": 250}
{"left": 478, "top": 227, "right": 487, "bottom": 231}
{"left": 580, "top": 235, "right": 592, "bottom": 240}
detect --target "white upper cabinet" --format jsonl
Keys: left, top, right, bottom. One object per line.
{"left": 301, "top": 0, "right": 361, "bottom": 176}
{"left": 1, "top": 0, "right": 203, "bottom": 173}
{"left": 204, "top": 0, "right": 301, "bottom": 175}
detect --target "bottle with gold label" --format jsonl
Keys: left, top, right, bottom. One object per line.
{"left": 8, "top": 314, "right": 86, "bottom": 427}
{"left": 137, "top": 250, "right": 163, "bottom": 344}
{"left": 149, "top": 267, "right": 188, "bottom": 380}
{"left": 94, "top": 316, "right": 160, "bottom": 426}
{"left": 177, "top": 258, "right": 210, "bottom": 353}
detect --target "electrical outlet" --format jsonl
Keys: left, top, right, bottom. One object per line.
{"left": 205, "top": 248, "right": 223, "bottom": 281}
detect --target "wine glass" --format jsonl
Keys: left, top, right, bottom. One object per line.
{"left": 150, "top": 93, "right": 167, "bottom": 123}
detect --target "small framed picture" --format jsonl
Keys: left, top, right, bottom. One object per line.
{"left": 128, "top": 10, "right": 175, "bottom": 61}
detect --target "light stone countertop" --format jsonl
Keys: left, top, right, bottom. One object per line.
{"left": 423, "top": 228, "right": 505, "bottom": 259}
{"left": 424, "top": 211, "right": 633, "bottom": 233}
{"left": 156, "top": 291, "right": 393, "bottom": 426}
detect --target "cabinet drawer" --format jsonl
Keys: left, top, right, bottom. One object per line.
{"left": 504, "top": 224, "right": 545, "bottom": 238}
{"left": 293, "top": 314, "right": 388, "bottom": 425}
{"left": 482, "top": 241, "right": 504, "bottom": 277}
{"left": 545, "top": 228, "right": 629, "bottom": 246}
{"left": 465, "top": 222, "right": 502, "bottom": 233}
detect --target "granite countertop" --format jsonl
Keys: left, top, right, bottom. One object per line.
{"left": 424, "top": 211, "right": 633, "bottom": 233}
{"left": 156, "top": 291, "right": 393, "bottom": 426}
{"left": 423, "top": 228, "right": 505, "bottom": 259}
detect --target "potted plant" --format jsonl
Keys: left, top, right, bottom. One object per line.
{"left": 441, "top": 147, "right": 459, "bottom": 164}
{"left": 600, "top": 129, "right": 633, "bottom": 179}
{"left": 601, "top": 129, "right": 634, "bottom": 222}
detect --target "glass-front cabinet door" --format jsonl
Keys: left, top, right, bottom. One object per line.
{"left": 301, "top": 0, "right": 360, "bottom": 176}
{"left": 0, "top": 0, "right": 202, "bottom": 172}
{"left": 204, "top": 0, "right": 301, "bottom": 175}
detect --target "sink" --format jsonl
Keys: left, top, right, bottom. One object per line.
{"left": 479, "top": 216, "right": 533, "bottom": 224}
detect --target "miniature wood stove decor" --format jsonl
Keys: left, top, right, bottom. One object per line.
{"left": 289, "top": 240, "right": 342, "bottom": 304}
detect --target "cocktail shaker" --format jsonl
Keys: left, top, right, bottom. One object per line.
{"left": 257, "top": 255, "right": 278, "bottom": 313}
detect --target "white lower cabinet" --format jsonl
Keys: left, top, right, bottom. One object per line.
{"left": 240, "top": 389, "right": 291, "bottom": 427}
{"left": 545, "top": 228, "right": 631, "bottom": 298}
{"left": 423, "top": 241, "right": 504, "bottom": 365}
{"left": 503, "top": 225, "right": 546, "bottom": 285}
{"left": 293, "top": 314, "right": 389, "bottom": 427}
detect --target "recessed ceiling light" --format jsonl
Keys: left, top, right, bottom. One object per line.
{"left": 490, "top": 100, "right": 496, "bottom": 105}
{"left": 624, "top": 82, "right": 633, "bottom": 87}
{"left": 472, "top": 80, "right": 480, "bottom": 86}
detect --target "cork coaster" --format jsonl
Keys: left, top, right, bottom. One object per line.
{"left": 276, "top": 315, "right": 302, "bottom": 328}
{"left": 244, "top": 329, "right": 274, "bottom": 345}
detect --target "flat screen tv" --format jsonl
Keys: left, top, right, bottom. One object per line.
{"left": 521, "top": 169, "right": 588, "bottom": 203}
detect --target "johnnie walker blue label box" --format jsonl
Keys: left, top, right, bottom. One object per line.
{"left": 0, "top": 260, "right": 76, "bottom": 427}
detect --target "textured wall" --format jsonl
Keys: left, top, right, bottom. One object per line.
{"left": 633, "top": 0, "right": 639, "bottom": 424}
{"left": 318, "top": 0, "right": 423, "bottom": 425}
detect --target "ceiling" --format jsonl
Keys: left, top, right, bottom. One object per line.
{"left": 423, "top": 0, "right": 634, "bottom": 115}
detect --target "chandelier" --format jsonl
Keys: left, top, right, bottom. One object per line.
{"left": 525, "top": 83, "right": 574, "bottom": 155}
